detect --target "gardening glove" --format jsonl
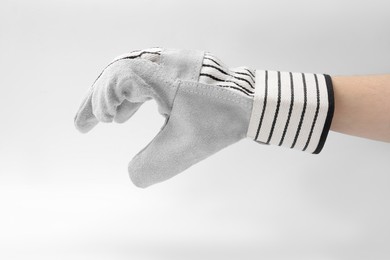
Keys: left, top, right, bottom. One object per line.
{"left": 74, "top": 47, "right": 334, "bottom": 188}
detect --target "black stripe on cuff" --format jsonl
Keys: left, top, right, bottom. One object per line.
{"left": 313, "top": 74, "right": 335, "bottom": 154}
{"left": 255, "top": 70, "right": 268, "bottom": 141}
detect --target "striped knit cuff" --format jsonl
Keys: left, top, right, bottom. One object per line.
{"left": 247, "top": 70, "right": 334, "bottom": 154}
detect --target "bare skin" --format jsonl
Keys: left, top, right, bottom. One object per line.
{"left": 330, "top": 74, "right": 390, "bottom": 142}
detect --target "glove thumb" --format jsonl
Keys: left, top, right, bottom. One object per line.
{"left": 128, "top": 80, "right": 252, "bottom": 188}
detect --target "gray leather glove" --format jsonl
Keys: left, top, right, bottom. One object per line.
{"left": 74, "top": 48, "right": 334, "bottom": 188}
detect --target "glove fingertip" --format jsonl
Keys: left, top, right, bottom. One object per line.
{"left": 74, "top": 100, "right": 99, "bottom": 133}
{"left": 128, "top": 156, "right": 159, "bottom": 188}
{"left": 128, "top": 167, "right": 149, "bottom": 188}
{"left": 74, "top": 113, "right": 98, "bottom": 133}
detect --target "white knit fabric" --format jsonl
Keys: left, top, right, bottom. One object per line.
{"left": 247, "top": 70, "right": 333, "bottom": 153}
{"left": 199, "top": 52, "right": 255, "bottom": 97}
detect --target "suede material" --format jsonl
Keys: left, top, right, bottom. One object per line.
{"left": 74, "top": 49, "right": 204, "bottom": 133}
{"left": 129, "top": 80, "right": 252, "bottom": 187}
{"left": 74, "top": 49, "right": 253, "bottom": 188}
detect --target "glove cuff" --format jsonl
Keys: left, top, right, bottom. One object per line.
{"left": 247, "top": 70, "right": 334, "bottom": 154}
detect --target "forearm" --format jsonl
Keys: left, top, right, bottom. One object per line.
{"left": 330, "top": 74, "right": 390, "bottom": 142}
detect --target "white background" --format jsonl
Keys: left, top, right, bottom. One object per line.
{"left": 1, "top": 0, "right": 389, "bottom": 259}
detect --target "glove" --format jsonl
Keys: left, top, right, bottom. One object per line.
{"left": 74, "top": 47, "right": 334, "bottom": 188}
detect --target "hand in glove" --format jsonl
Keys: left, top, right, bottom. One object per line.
{"left": 74, "top": 47, "right": 334, "bottom": 188}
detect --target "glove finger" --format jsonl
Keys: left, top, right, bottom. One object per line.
{"left": 75, "top": 48, "right": 201, "bottom": 134}
{"left": 74, "top": 48, "right": 163, "bottom": 133}
{"left": 114, "top": 100, "right": 142, "bottom": 124}
{"left": 90, "top": 59, "right": 158, "bottom": 124}
{"left": 74, "top": 90, "right": 99, "bottom": 133}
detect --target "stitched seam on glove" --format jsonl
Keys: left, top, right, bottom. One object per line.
{"left": 179, "top": 80, "right": 252, "bottom": 108}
